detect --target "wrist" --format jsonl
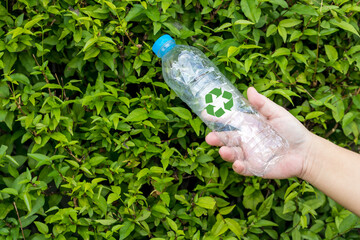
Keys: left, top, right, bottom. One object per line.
{"left": 298, "top": 132, "right": 322, "bottom": 182}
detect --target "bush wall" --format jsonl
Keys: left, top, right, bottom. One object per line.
{"left": 0, "top": 0, "right": 360, "bottom": 239}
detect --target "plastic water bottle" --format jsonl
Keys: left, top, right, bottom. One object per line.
{"left": 152, "top": 35, "right": 288, "bottom": 176}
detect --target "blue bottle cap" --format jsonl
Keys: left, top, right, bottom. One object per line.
{"left": 152, "top": 34, "right": 176, "bottom": 58}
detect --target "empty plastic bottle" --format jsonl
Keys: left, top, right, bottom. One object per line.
{"left": 152, "top": 34, "right": 288, "bottom": 176}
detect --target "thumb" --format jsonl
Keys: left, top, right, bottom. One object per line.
{"left": 247, "top": 87, "right": 287, "bottom": 119}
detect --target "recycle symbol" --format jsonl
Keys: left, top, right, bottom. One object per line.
{"left": 205, "top": 88, "right": 234, "bottom": 117}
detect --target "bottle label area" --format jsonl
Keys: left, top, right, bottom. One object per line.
{"left": 205, "top": 88, "right": 234, "bottom": 118}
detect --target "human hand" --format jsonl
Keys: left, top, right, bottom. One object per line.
{"left": 205, "top": 87, "right": 314, "bottom": 179}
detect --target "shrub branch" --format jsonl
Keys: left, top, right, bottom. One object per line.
{"left": 13, "top": 201, "right": 26, "bottom": 240}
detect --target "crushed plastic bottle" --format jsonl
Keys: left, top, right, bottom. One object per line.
{"left": 152, "top": 34, "right": 288, "bottom": 176}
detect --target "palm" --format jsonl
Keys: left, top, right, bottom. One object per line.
{"left": 259, "top": 113, "right": 312, "bottom": 179}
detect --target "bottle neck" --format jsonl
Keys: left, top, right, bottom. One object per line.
{"left": 157, "top": 40, "right": 176, "bottom": 58}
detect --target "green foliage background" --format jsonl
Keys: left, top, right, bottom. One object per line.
{"left": 1, "top": 0, "right": 360, "bottom": 239}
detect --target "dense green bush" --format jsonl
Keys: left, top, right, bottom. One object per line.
{"left": 1, "top": 0, "right": 360, "bottom": 239}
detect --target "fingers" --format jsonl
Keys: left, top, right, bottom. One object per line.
{"left": 209, "top": 141, "right": 253, "bottom": 176}
{"left": 219, "top": 146, "right": 252, "bottom": 176}
{"left": 232, "top": 160, "right": 253, "bottom": 176}
{"left": 219, "top": 146, "right": 244, "bottom": 162}
{"left": 247, "top": 87, "right": 287, "bottom": 119}
{"left": 205, "top": 132, "right": 224, "bottom": 146}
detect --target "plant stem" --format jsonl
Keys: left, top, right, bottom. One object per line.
{"left": 13, "top": 201, "right": 26, "bottom": 240}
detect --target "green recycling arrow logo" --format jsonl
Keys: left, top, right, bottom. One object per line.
{"left": 205, "top": 88, "right": 234, "bottom": 117}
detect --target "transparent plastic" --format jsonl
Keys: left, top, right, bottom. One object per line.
{"left": 161, "top": 45, "right": 288, "bottom": 176}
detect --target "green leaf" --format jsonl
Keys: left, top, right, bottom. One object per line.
{"left": 189, "top": 117, "right": 203, "bottom": 136}
{"left": 50, "top": 132, "right": 68, "bottom": 142}
{"left": 290, "top": 30, "right": 303, "bottom": 42}
{"left": 253, "top": 219, "right": 279, "bottom": 227}
{"left": 5, "top": 155, "right": 19, "bottom": 166}
{"left": 10, "top": 73, "right": 30, "bottom": 85}
{"left": 153, "top": 22, "right": 161, "bottom": 35}
{"left": 1, "top": 188, "right": 18, "bottom": 195}
{"left": 105, "top": 1, "right": 117, "bottom": 11}
{"left": 284, "top": 182, "right": 300, "bottom": 199}
{"left": 0, "top": 145, "right": 7, "bottom": 158}
{"left": 99, "top": 52, "right": 115, "bottom": 71}
{"left": 145, "top": 6, "right": 160, "bottom": 22}
{"left": 305, "top": 111, "right": 324, "bottom": 120}
{"left": 330, "top": 19, "right": 360, "bottom": 37}
{"left": 292, "top": 228, "right": 301, "bottom": 240}
{"left": 107, "top": 193, "right": 120, "bottom": 204}
{"left": 272, "top": 48, "right": 291, "bottom": 57}
{"left": 282, "top": 200, "right": 297, "bottom": 214}
{"left": 342, "top": 112, "right": 356, "bottom": 127}
{"left": 168, "top": 107, "right": 192, "bottom": 120}
{"left": 196, "top": 154, "right": 213, "bottom": 163}
{"left": 135, "top": 209, "right": 151, "bottom": 222}
{"left": 210, "top": 219, "right": 228, "bottom": 237}
{"left": 338, "top": 214, "right": 358, "bottom": 233}
{"left": 196, "top": 196, "right": 216, "bottom": 209}
{"left": 34, "top": 221, "right": 49, "bottom": 234}
{"left": 300, "top": 215, "right": 307, "bottom": 228}
{"left": 24, "top": 15, "right": 44, "bottom": 29}
{"left": 219, "top": 205, "right": 235, "bottom": 215}
{"left": 152, "top": 82, "right": 170, "bottom": 91}
{"left": 148, "top": 110, "right": 169, "bottom": 120}
{"left": 264, "top": 89, "right": 299, "bottom": 105}
{"left": 162, "top": 22, "right": 181, "bottom": 37}
{"left": 152, "top": 204, "right": 170, "bottom": 215}
{"left": 227, "top": 46, "right": 239, "bottom": 58}
{"left": 239, "top": 44, "right": 262, "bottom": 49}
{"left": 161, "top": 148, "right": 174, "bottom": 169}
{"left": 5, "top": 111, "right": 14, "bottom": 130}
{"left": 292, "top": 52, "right": 308, "bottom": 66}
{"left": 234, "top": 19, "right": 254, "bottom": 26}
{"left": 284, "top": 191, "right": 299, "bottom": 203}
{"left": 28, "top": 153, "right": 50, "bottom": 162}
{"left": 95, "top": 219, "right": 118, "bottom": 225}
{"left": 20, "top": 215, "right": 37, "bottom": 228}
{"left": 0, "top": 82, "right": 10, "bottom": 98}
{"left": 257, "top": 194, "right": 274, "bottom": 218}
{"left": 240, "top": 0, "right": 261, "bottom": 23}
{"left": 15, "top": 13, "right": 24, "bottom": 27}
{"left": 243, "top": 190, "right": 264, "bottom": 210}
{"left": 225, "top": 218, "right": 243, "bottom": 238}
{"left": 219, "top": 165, "right": 228, "bottom": 184}
{"left": 214, "top": 22, "right": 233, "bottom": 32}
{"left": 23, "top": 192, "right": 32, "bottom": 212}
{"left": 125, "top": 108, "right": 148, "bottom": 122}
{"left": 166, "top": 217, "right": 178, "bottom": 232}
{"left": 0, "top": 203, "right": 14, "bottom": 219}
{"left": 279, "top": 19, "right": 302, "bottom": 28}
{"left": 27, "top": 195, "right": 45, "bottom": 217}
{"left": 278, "top": 26, "right": 287, "bottom": 43}
{"left": 125, "top": 5, "right": 144, "bottom": 22}
{"left": 84, "top": 47, "right": 100, "bottom": 60}
{"left": 119, "top": 221, "right": 135, "bottom": 240}
{"left": 74, "top": 27, "right": 82, "bottom": 43}
{"left": 331, "top": 95, "right": 345, "bottom": 122}
{"left": 290, "top": 4, "right": 318, "bottom": 16}
{"left": 348, "top": 45, "right": 360, "bottom": 55}
{"left": 161, "top": 0, "right": 172, "bottom": 13}
{"left": 268, "top": 0, "right": 288, "bottom": 8}
{"left": 83, "top": 38, "right": 98, "bottom": 52}
{"left": 324, "top": 45, "right": 338, "bottom": 62}
{"left": 266, "top": 24, "right": 278, "bottom": 37}
{"left": 89, "top": 156, "right": 107, "bottom": 166}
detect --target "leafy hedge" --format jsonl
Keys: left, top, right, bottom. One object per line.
{"left": 1, "top": 0, "right": 360, "bottom": 239}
